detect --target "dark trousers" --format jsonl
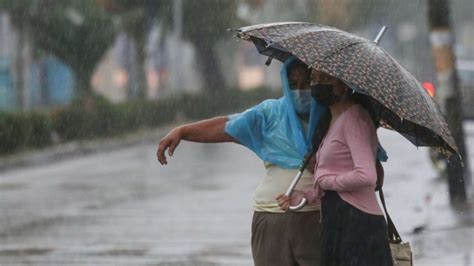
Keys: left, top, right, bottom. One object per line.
{"left": 321, "top": 191, "right": 393, "bottom": 266}
{"left": 251, "top": 211, "right": 322, "bottom": 266}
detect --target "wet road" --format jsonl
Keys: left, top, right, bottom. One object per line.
{"left": 0, "top": 141, "right": 262, "bottom": 265}
{"left": 0, "top": 125, "right": 473, "bottom": 265}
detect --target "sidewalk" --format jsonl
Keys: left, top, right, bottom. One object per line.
{"left": 379, "top": 122, "right": 474, "bottom": 265}
{"left": 0, "top": 124, "right": 177, "bottom": 174}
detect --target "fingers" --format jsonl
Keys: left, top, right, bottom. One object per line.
{"left": 276, "top": 194, "right": 290, "bottom": 211}
{"left": 157, "top": 136, "right": 181, "bottom": 165}
{"left": 157, "top": 142, "right": 168, "bottom": 165}
{"left": 168, "top": 139, "right": 180, "bottom": 156}
{"left": 276, "top": 194, "right": 289, "bottom": 203}
{"left": 157, "top": 139, "right": 172, "bottom": 165}
{"left": 157, "top": 128, "right": 183, "bottom": 165}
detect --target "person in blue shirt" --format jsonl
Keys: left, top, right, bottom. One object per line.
{"left": 158, "top": 57, "right": 371, "bottom": 265}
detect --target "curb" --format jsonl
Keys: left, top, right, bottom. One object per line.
{"left": 0, "top": 124, "right": 178, "bottom": 174}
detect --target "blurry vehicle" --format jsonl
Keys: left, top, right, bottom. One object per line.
{"left": 422, "top": 59, "right": 474, "bottom": 177}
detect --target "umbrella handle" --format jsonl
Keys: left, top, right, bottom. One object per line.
{"left": 284, "top": 170, "right": 308, "bottom": 211}
{"left": 289, "top": 198, "right": 307, "bottom": 211}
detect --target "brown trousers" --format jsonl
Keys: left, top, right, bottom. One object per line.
{"left": 251, "top": 211, "right": 322, "bottom": 266}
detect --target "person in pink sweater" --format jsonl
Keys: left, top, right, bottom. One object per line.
{"left": 277, "top": 70, "right": 393, "bottom": 266}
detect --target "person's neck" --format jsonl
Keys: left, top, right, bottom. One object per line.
{"left": 329, "top": 100, "right": 355, "bottom": 119}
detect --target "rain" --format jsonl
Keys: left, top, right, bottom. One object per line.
{"left": 0, "top": 0, "right": 473, "bottom": 265}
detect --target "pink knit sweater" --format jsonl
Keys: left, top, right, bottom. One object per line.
{"left": 304, "top": 104, "right": 383, "bottom": 215}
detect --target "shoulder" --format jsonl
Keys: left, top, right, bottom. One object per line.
{"left": 347, "top": 104, "right": 373, "bottom": 123}
{"left": 343, "top": 104, "right": 375, "bottom": 131}
{"left": 259, "top": 98, "right": 282, "bottom": 108}
{"left": 231, "top": 98, "right": 282, "bottom": 121}
{"left": 254, "top": 98, "right": 284, "bottom": 114}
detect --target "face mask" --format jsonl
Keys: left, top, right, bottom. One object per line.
{"left": 291, "top": 90, "right": 312, "bottom": 114}
{"left": 311, "top": 84, "right": 339, "bottom": 106}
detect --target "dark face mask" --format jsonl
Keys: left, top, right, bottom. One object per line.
{"left": 311, "top": 84, "right": 339, "bottom": 106}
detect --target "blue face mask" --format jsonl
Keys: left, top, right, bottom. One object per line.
{"left": 291, "top": 90, "right": 312, "bottom": 114}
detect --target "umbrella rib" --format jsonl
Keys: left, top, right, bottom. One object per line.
{"left": 253, "top": 27, "right": 359, "bottom": 48}
{"left": 377, "top": 101, "right": 383, "bottom": 127}
{"left": 414, "top": 122, "right": 419, "bottom": 146}
{"left": 321, "top": 41, "right": 368, "bottom": 60}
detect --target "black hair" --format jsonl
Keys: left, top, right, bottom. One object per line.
{"left": 287, "top": 59, "right": 308, "bottom": 73}
{"left": 310, "top": 110, "right": 332, "bottom": 154}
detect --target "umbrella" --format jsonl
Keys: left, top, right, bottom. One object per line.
{"left": 233, "top": 22, "right": 458, "bottom": 157}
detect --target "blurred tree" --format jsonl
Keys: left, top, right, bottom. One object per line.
{"left": 13, "top": 14, "right": 27, "bottom": 110}
{"left": 182, "top": 0, "right": 239, "bottom": 93}
{"left": 0, "top": 0, "right": 116, "bottom": 98}
{"left": 100, "top": 0, "right": 239, "bottom": 94}
{"left": 0, "top": 0, "right": 29, "bottom": 109}
{"left": 98, "top": 0, "right": 172, "bottom": 99}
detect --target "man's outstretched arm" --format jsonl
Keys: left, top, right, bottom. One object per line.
{"left": 157, "top": 116, "right": 235, "bottom": 165}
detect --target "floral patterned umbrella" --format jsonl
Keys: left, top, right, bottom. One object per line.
{"left": 233, "top": 22, "right": 457, "bottom": 156}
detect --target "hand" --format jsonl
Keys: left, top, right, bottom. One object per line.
{"left": 312, "top": 178, "right": 327, "bottom": 199}
{"left": 276, "top": 190, "right": 305, "bottom": 211}
{"left": 305, "top": 154, "right": 316, "bottom": 173}
{"left": 157, "top": 127, "right": 183, "bottom": 165}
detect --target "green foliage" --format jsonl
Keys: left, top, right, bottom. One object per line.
{"left": 52, "top": 88, "right": 277, "bottom": 141}
{"left": 1, "top": 0, "right": 117, "bottom": 95}
{"left": 120, "top": 97, "right": 181, "bottom": 129}
{"left": 51, "top": 93, "right": 181, "bottom": 140}
{"left": 25, "top": 112, "right": 53, "bottom": 148}
{"left": 52, "top": 95, "right": 119, "bottom": 140}
{"left": 181, "top": 87, "right": 278, "bottom": 120}
{"left": 180, "top": 0, "right": 240, "bottom": 91}
{"left": 0, "top": 111, "right": 52, "bottom": 154}
{"left": 100, "top": 0, "right": 174, "bottom": 99}
{"left": 182, "top": 0, "right": 238, "bottom": 45}
{"left": 1, "top": 88, "right": 278, "bottom": 155}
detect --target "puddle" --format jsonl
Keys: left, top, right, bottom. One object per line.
{"left": 0, "top": 248, "right": 53, "bottom": 256}
{"left": 93, "top": 248, "right": 148, "bottom": 257}
{"left": 191, "top": 183, "right": 223, "bottom": 191}
{"left": 0, "top": 182, "right": 27, "bottom": 191}
{"left": 61, "top": 183, "right": 95, "bottom": 191}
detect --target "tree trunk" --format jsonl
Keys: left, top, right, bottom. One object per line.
{"left": 428, "top": 0, "right": 469, "bottom": 205}
{"left": 121, "top": 34, "right": 136, "bottom": 100}
{"left": 194, "top": 39, "right": 226, "bottom": 93}
{"left": 38, "top": 58, "right": 49, "bottom": 106}
{"left": 134, "top": 33, "right": 147, "bottom": 99}
{"left": 13, "top": 23, "right": 25, "bottom": 110}
{"left": 73, "top": 66, "right": 93, "bottom": 99}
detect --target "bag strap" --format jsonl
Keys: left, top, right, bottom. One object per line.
{"left": 378, "top": 188, "right": 403, "bottom": 244}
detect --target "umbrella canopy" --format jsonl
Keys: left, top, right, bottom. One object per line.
{"left": 234, "top": 22, "right": 457, "bottom": 157}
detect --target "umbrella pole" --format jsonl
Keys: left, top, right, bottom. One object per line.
{"left": 284, "top": 149, "right": 317, "bottom": 211}
{"left": 374, "top": 26, "right": 388, "bottom": 45}
{"left": 285, "top": 111, "right": 331, "bottom": 211}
